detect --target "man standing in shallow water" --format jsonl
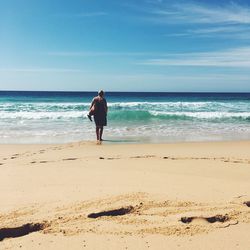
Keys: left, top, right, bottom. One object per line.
{"left": 88, "top": 90, "right": 108, "bottom": 143}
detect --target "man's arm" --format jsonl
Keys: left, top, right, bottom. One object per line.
{"left": 104, "top": 99, "right": 108, "bottom": 114}
{"left": 90, "top": 98, "right": 96, "bottom": 110}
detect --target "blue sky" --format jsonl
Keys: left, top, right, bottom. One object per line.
{"left": 1, "top": 0, "right": 250, "bottom": 92}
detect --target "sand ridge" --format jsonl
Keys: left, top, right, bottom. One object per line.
{"left": 1, "top": 192, "right": 250, "bottom": 241}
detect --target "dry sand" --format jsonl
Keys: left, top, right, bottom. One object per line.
{"left": 0, "top": 141, "right": 250, "bottom": 249}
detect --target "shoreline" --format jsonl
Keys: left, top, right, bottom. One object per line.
{"left": 1, "top": 137, "right": 250, "bottom": 145}
{"left": 1, "top": 140, "right": 250, "bottom": 249}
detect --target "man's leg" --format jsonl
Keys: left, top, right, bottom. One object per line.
{"left": 96, "top": 127, "right": 100, "bottom": 141}
{"left": 100, "top": 126, "right": 104, "bottom": 141}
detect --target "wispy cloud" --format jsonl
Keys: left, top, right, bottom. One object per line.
{"left": 151, "top": 2, "right": 250, "bottom": 24}
{"left": 47, "top": 47, "right": 250, "bottom": 68}
{"left": 54, "top": 11, "right": 107, "bottom": 18}
{"left": 187, "top": 26, "right": 250, "bottom": 34}
{"left": 75, "top": 12, "right": 107, "bottom": 17}
{"left": 47, "top": 51, "right": 155, "bottom": 57}
{"left": 144, "top": 1, "right": 250, "bottom": 39}
{"left": 166, "top": 25, "right": 250, "bottom": 39}
{"left": 139, "top": 47, "right": 250, "bottom": 68}
{"left": 0, "top": 68, "right": 86, "bottom": 73}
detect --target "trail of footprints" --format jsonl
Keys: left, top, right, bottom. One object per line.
{"left": 1, "top": 193, "right": 250, "bottom": 241}
{"left": 1, "top": 143, "right": 249, "bottom": 166}
{"left": 0, "top": 143, "right": 95, "bottom": 165}
{"left": 0, "top": 146, "right": 75, "bottom": 165}
{"left": 99, "top": 155, "right": 250, "bottom": 165}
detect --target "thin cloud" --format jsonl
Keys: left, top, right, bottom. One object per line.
{"left": 54, "top": 12, "right": 107, "bottom": 18}
{"left": 143, "top": 1, "right": 250, "bottom": 39}
{"left": 151, "top": 2, "right": 250, "bottom": 24}
{"left": 167, "top": 25, "right": 250, "bottom": 39}
{"left": 188, "top": 26, "right": 250, "bottom": 34}
{"left": 72, "top": 12, "right": 107, "bottom": 17}
{"left": 47, "top": 51, "right": 156, "bottom": 57}
{"left": 0, "top": 68, "right": 86, "bottom": 73}
{"left": 139, "top": 47, "right": 250, "bottom": 68}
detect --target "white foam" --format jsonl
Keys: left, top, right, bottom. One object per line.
{"left": 0, "top": 111, "right": 89, "bottom": 119}
{"left": 149, "top": 111, "right": 250, "bottom": 119}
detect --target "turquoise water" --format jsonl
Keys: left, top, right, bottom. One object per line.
{"left": 0, "top": 91, "right": 250, "bottom": 144}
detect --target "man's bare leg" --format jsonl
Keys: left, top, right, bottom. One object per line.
{"left": 96, "top": 127, "right": 100, "bottom": 141}
{"left": 100, "top": 126, "right": 104, "bottom": 141}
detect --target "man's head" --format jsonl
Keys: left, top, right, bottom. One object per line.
{"left": 98, "top": 90, "right": 104, "bottom": 97}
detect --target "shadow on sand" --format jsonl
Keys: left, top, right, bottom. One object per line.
{"left": 102, "top": 139, "right": 139, "bottom": 143}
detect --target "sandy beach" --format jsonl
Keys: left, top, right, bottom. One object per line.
{"left": 0, "top": 140, "right": 250, "bottom": 250}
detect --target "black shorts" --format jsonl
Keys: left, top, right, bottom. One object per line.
{"left": 94, "top": 114, "right": 107, "bottom": 127}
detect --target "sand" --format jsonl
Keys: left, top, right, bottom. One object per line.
{"left": 0, "top": 140, "right": 250, "bottom": 249}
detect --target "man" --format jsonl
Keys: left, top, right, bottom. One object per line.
{"left": 88, "top": 90, "right": 108, "bottom": 143}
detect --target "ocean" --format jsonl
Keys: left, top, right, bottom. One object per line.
{"left": 0, "top": 91, "right": 250, "bottom": 144}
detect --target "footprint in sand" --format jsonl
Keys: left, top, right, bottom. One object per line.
{"left": 63, "top": 158, "right": 78, "bottom": 161}
{"left": 180, "top": 214, "right": 229, "bottom": 224}
{"left": 131, "top": 155, "right": 155, "bottom": 159}
{"left": 88, "top": 206, "right": 134, "bottom": 218}
{"left": 10, "top": 154, "right": 19, "bottom": 159}
{"left": 163, "top": 156, "right": 179, "bottom": 160}
{"left": 244, "top": 201, "right": 250, "bottom": 207}
{"left": 99, "top": 157, "right": 120, "bottom": 160}
{"left": 0, "top": 222, "right": 48, "bottom": 241}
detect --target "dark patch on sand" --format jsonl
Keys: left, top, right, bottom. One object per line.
{"left": 88, "top": 206, "right": 134, "bottom": 218}
{"left": 63, "top": 158, "right": 78, "bottom": 161}
{"left": 244, "top": 201, "right": 250, "bottom": 207}
{"left": 131, "top": 155, "right": 155, "bottom": 159}
{"left": 181, "top": 214, "right": 229, "bottom": 224}
{"left": 0, "top": 223, "right": 46, "bottom": 241}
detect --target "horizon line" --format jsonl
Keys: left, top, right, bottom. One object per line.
{"left": 0, "top": 90, "right": 250, "bottom": 94}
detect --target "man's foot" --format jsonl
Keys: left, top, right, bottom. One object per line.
{"left": 87, "top": 114, "right": 92, "bottom": 122}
